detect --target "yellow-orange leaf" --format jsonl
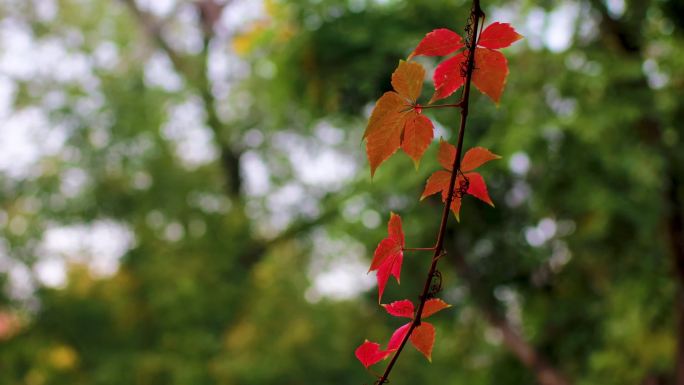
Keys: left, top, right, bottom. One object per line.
{"left": 391, "top": 60, "right": 425, "bottom": 102}
{"left": 364, "top": 92, "right": 409, "bottom": 177}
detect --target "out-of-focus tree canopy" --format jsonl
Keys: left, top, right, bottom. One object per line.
{"left": 0, "top": 0, "right": 683, "bottom": 384}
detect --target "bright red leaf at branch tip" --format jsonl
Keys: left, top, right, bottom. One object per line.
{"left": 410, "top": 22, "right": 522, "bottom": 104}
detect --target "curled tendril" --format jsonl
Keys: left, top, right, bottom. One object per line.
{"left": 459, "top": 7, "right": 478, "bottom": 79}
{"left": 450, "top": 169, "right": 470, "bottom": 199}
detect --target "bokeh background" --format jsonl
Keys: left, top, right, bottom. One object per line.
{"left": 1, "top": 0, "right": 683, "bottom": 384}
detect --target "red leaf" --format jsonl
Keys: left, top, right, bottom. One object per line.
{"left": 437, "top": 140, "right": 456, "bottom": 171}
{"left": 431, "top": 53, "right": 467, "bottom": 103}
{"left": 370, "top": 213, "right": 406, "bottom": 302}
{"left": 376, "top": 249, "right": 403, "bottom": 302}
{"left": 472, "top": 48, "right": 508, "bottom": 104}
{"left": 383, "top": 300, "right": 414, "bottom": 318}
{"left": 477, "top": 22, "right": 523, "bottom": 49}
{"left": 421, "top": 298, "right": 452, "bottom": 319}
{"left": 355, "top": 340, "right": 392, "bottom": 368}
{"left": 410, "top": 322, "right": 436, "bottom": 361}
{"left": 461, "top": 146, "right": 501, "bottom": 172}
{"left": 387, "top": 212, "right": 404, "bottom": 245}
{"left": 410, "top": 28, "right": 464, "bottom": 59}
{"left": 401, "top": 112, "right": 434, "bottom": 168}
{"left": 464, "top": 172, "right": 494, "bottom": 206}
{"left": 387, "top": 323, "right": 411, "bottom": 351}
{"left": 369, "top": 237, "right": 402, "bottom": 272}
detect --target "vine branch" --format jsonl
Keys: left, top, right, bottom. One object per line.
{"left": 376, "top": 2, "right": 484, "bottom": 382}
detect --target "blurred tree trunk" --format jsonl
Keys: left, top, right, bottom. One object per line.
{"left": 591, "top": 0, "right": 684, "bottom": 382}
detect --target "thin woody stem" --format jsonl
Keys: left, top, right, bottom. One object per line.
{"left": 418, "top": 102, "right": 464, "bottom": 109}
{"left": 403, "top": 247, "right": 437, "bottom": 252}
{"left": 376, "top": 2, "right": 484, "bottom": 383}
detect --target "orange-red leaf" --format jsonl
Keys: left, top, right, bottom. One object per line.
{"left": 420, "top": 170, "right": 451, "bottom": 201}
{"left": 472, "top": 48, "right": 508, "bottom": 104}
{"left": 464, "top": 172, "right": 494, "bottom": 206}
{"left": 383, "top": 300, "right": 414, "bottom": 318}
{"left": 477, "top": 22, "right": 523, "bottom": 49}
{"left": 410, "top": 322, "right": 436, "bottom": 361}
{"left": 387, "top": 323, "right": 410, "bottom": 351}
{"left": 421, "top": 146, "right": 500, "bottom": 220}
{"left": 461, "top": 146, "right": 501, "bottom": 172}
{"left": 410, "top": 28, "right": 464, "bottom": 59}
{"left": 437, "top": 140, "right": 456, "bottom": 171}
{"left": 450, "top": 194, "right": 462, "bottom": 221}
{"left": 431, "top": 53, "right": 467, "bottom": 103}
{"left": 421, "top": 298, "right": 452, "bottom": 319}
{"left": 402, "top": 112, "right": 434, "bottom": 167}
{"left": 391, "top": 60, "right": 426, "bottom": 102}
{"left": 355, "top": 340, "right": 392, "bottom": 368}
{"left": 364, "top": 92, "right": 409, "bottom": 177}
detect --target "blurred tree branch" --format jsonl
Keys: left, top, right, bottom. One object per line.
{"left": 451, "top": 246, "right": 572, "bottom": 385}
{"left": 119, "top": 0, "right": 345, "bottom": 270}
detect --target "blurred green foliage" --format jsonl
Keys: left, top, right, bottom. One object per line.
{"left": 1, "top": 0, "right": 683, "bottom": 384}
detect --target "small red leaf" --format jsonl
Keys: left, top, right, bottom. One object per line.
{"left": 355, "top": 340, "right": 392, "bottom": 368}
{"left": 421, "top": 298, "right": 452, "bottom": 319}
{"left": 369, "top": 237, "right": 402, "bottom": 272}
{"left": 437, "top": 140, "right": 456, "bottom": 171}
{"left": 410, "top": 322, "right": 436, "bottom": 361}
{"left": 410, "top": 28, "right": 464, "bottom": 59}
{"left": 376, "top": 248, "right": 403, "bottom": 302}
{"left": 472, "top": 48, "right": 508, "bottom": 104}
{"left": 370, "top": 213, "right": 406, "bottom": 302}
{"left": 383, "top": 300, "right": 415, "bottom": 318}
{"left": 461, "top": 147, "right": 501, "bottom": 172}
{"left": 387, "top": 212, "right": 404, "bottom": 245}
{"left": 431, "top": 53, "right": 467, "bottom": 103}
{"left": 388, "top": 323, "right": 411, "bottom": 351}
{"left": 464, "top": 172, "right": 494, "bottom": 206}
{"left": 401, "top": 112, "right": 434, "bottom": 168}
{"left": 477, "top": 22, "right": 523, "bottom": 49}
